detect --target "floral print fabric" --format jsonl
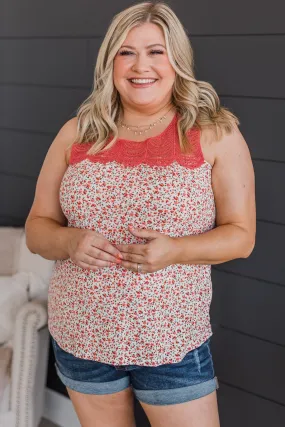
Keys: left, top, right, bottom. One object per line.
{"left": 48, "top": 114, "right": 216, "bottom": 366}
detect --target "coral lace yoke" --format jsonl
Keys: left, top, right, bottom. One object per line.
{"left": 69, "top": 114, "right": 207, "bottom": 170}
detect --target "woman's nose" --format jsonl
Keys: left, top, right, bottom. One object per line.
{"left": 131, "top": 53, "right": 151, "bottom": 73}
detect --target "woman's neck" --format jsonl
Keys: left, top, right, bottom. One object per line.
{"left": 117, "top": 103, "right": 177, "bottom": 142}
{"left": 119, "top": 102, "right": 174, "bottom": 127}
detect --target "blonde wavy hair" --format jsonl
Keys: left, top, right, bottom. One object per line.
{"left": 72, "top": 1, "right": 239, "bottom": 155}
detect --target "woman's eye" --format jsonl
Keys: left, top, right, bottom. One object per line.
{"left": 118, "top": 50, "right": 164, "bottom": 56}
{"left": 119, "top": 50, "right": 134, "bottom": 56}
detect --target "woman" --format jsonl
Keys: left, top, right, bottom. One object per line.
{"left": 25, "top": 2, "right": 255, "bottom": 426}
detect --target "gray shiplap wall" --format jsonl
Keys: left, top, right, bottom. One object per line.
{"left": 1, "top": 1, "right": 285, "bottom": 425}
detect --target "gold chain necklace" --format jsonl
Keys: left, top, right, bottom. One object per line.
{"left": 119, "top": 107, "right": 174, "bottom": 136}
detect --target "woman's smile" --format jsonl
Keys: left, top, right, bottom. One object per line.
{"left": 127, "top": 77, "right": 158, "bottom": 88}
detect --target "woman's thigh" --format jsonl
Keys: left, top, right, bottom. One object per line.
{"left": 140, "top": 391, "right": 220, "bottom": 427}
{"left": 50, "top": 335, "right": 136, "bottom": 427}
{"left": 129, "top": 337, "right": 220, "bottom": 427}
{"left": 67, "top": 385, "right": 136, "bottom": 427}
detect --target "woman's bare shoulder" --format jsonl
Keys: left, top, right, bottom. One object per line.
{"left": 199, "top": 125, "right": 218, "bottom": 167}
{"left": 200, "top": 122, "right": 242, "bottom": 167}
{"left": 55, "top": 116, "right": 78, "bottom": 165}
{"left": 25, "top": 117, "right": 79, "bottom": 226}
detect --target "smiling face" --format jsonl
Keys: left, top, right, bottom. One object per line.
{"left": 113, "top": 22, "right": 176, "bottom": 111}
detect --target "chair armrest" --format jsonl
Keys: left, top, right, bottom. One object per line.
{"left": 10, "top": 300, "right": 49, "bottom": 427}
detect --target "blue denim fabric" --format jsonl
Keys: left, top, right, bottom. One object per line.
{"left": 51, "top": 336, "right": 218, "bottom": 406}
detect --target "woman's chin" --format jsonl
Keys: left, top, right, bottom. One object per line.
{"left": 128, "top": 96, "right": 158, "bottom": 107}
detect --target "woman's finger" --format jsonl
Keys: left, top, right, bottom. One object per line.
{"left": 120, "top": 252, "right": 145, "bottom": 263}
{"left": 120, "top": 260, "right": 146, "bottom": 273}
{"left": 93, "top": 238, "right": 123, "bottom": 260}
{"left": 115, "top": 243, "right": 146, "bottom": 255}
{"left": 87, "top": 246, "right": 122, "bottom": 264}
{"left": 77, "top": 261, "right": 102, "bottom": 271}
{"left": 80, "top": 254, "right": 117, "bottom": 268}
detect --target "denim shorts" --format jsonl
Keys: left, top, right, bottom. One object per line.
{"left": 51, "top": 336, "right": 219, "bottom": 406}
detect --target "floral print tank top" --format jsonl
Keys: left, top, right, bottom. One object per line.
{"left": 47, "top": 113, "right": 216, "bottom": 366}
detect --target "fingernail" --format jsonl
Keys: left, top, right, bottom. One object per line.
{"left": 117, "top": 253, "right": 123, "bottom": 259}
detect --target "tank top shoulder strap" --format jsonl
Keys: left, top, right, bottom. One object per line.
{"left": 175, "top": 125, "right": 205, "bottom": 169}
{"left": 187, "top": 126, "right": 205, "bottom": 160}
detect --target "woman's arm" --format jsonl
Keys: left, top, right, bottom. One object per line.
{"left": 172, "top": 123, "right": 256, "bottom": 265}
{"left": 25, "top": 118, "right": 78, "bottom": 260}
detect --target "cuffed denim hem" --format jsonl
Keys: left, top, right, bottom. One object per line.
{"left": 133, "top": 376, "right": 219, "bottom": 406}
{"left": 54, "top": 362, "right": 131, "bottom": 395}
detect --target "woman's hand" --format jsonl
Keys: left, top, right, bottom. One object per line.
{"left": 67, "top": 228, "right": 123, "bottom": 271}
{"left": 115, "top": 225, "right": 178, "bottom": 273}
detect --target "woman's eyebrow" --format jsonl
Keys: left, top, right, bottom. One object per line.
{"left": 120, "top": 43, "right": 166, "bottom": 49}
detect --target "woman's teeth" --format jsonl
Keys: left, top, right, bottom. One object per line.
{"left": 129, "top": 78, "right": 157, "bottom": 84}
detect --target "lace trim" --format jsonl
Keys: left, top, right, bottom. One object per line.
{"left": 69, "top": 115, "right": 205, "bottom": 169}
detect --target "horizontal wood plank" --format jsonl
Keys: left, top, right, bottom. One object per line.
{"left": 211, "top": 327, "right": 285, "bottom": 405}
{"left": 217, "top": 221, "right": 285, "bottom": 285}
{"left": 218, "top": 383, "right": 285, "bottom": 427}
{"left": 192, "top": 35, "right": 285, "bottom": 98}
{"left": 254, "top": 160, "right": 285, "bottom": 224}
{"left": 0, "top": 86, "right": 87, "bottom": 132}
{"left": 0, "top": 130, "right": 53, "bottom": 178}
{"left": 211, "top": 269, "right": 285, "bottom": 345}
{"left": 0, "top": 174, "right": 35, "bottom": 219}
{"left": 1, "top": 0, "right": 285, "bottom": 37}
{"left": 0, "top": 39, "right": 89, "bottom": 87}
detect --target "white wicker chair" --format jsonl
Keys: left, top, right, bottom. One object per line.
{"left": 0, "top": 227, "right": 55, "bottom": 427}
